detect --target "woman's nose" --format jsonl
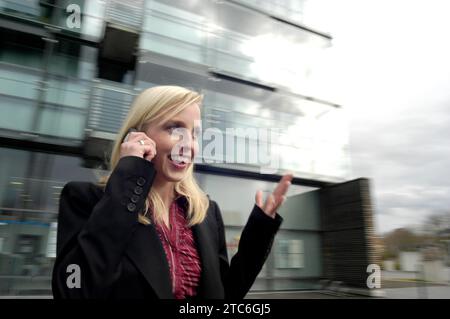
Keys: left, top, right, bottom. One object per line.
{"left": 172, "top": 128, "right": 197, "bottom": 158}
{"left": 180, "top": 145, "right": 193, "bottom": 158}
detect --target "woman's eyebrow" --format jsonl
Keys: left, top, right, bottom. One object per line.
{"left": 165, "top": 120, "right": 186, "bottom": 127}
{"left": 166, "top": 119, "right": 201, "bottom": 130}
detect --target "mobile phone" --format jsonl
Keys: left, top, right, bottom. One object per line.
{"left": 123, "top": 128, "right": 138, "bottom": 143}
{"left": 123, "top": 128, "right": 155, "bottom": 163}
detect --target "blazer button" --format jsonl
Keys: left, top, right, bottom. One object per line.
{"left": 137, "top": 177, "right": 146, "bottom": 186}
{"left": 131, "top": 194, "right": 139, "bottom": 203}
{"left": 127, "top": 203, "right": 137, "bottom": 212}
{"left": 134, "top": 186, "right": 143, "bottom": 195}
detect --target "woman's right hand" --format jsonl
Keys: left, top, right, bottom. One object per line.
{"left": 119, "top": 130, "right": 157, "bottom": 162}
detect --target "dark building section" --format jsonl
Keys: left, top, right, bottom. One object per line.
{"left": 97, "top": 0, "right": 144, "bottom": 82}
{"left": 320, "top": 178, "right": 380, "bottom": 291}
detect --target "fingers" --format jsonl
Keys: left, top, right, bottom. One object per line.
{"left": 120, "top": 131, "right": 157, "bottom": 161}
{"left": 142, "top": 144, "right": 157, "bottom": 160}
{"left": 255, "top": 190, "right": 263, "bottom": 208}
{"left": 256, "top": 191, "right": 277, "bottom": 218}
{"left": 257, "top": 173, "right": 293, "bottom": 218}
{"left": 123, "top": 128, "right": 136, "bottom": 142}
{"left": 272, "top": 173, "right": 293, "bottom": 198}
{"left": 125, "top": 131, "right": 156, "bottom": 147}
{"left": 267, "top": 193, "right": 285, "bottom": 213}
{"left": 273, "top": 195, "right": 287, "bottom": 210}
{"left": 264, "top": 194, "right": 276, "bottom": 217}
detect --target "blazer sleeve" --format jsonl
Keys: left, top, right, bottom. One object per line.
{"left": 52, "top": 156, "right": 156, "bottom": 299}
{"left": 213, "top": 201, "right": 283, "bottom": 299}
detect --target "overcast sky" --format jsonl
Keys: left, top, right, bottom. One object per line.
{"left": 311, "top": 0, "right": 450, "bottom": 235}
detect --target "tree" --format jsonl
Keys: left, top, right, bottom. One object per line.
{"left": 382, "top": 228, "right": 423, "bottom": 259}
{"left": 422, "top": 211, "right": 450, "bottom": 236}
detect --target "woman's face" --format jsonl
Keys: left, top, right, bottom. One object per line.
{"left": 144, "top": 102, "right": 201, "bottom": 183}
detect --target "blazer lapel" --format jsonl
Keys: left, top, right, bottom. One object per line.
{"left": 126, "top": 223, "right": 174, "bottom": 299}
{"left": 192, "top": 217, "right": 225, "bottom": 299}
{"left": 125, "top": 197, "right": 224, "bottom": 299}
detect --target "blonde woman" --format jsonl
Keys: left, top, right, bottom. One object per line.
{"left": 52, "top": 86, "right": 293, "bottom": 299}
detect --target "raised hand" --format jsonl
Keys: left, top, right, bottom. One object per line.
{"left": 120, "top": 129, "right": 157, "bottom": 162}
{"left": 255, "top": 173, "right": 293, "bottom": 218}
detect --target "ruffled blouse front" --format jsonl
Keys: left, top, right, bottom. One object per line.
{"left": 153, "top": 197, "right": 201, "bottom": 299}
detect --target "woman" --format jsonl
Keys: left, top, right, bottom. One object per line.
{"left": 52, "top": 86, "right": 293, "bottom": 299}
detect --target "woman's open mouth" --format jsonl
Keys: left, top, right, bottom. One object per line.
{"left": 168, "top": 154, "right": 190, "bottom": 169}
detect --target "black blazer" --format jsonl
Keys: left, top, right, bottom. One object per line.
{"left": 52, "top": 156, "right": 283, "bottom": 299}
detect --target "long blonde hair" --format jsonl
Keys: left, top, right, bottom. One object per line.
{"left": 99, "top": 85, "right": 209, "bottom": 226}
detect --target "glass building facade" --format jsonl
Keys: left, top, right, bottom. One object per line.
{"left": 0, "top": 0, "right": 352, "bottom": 296}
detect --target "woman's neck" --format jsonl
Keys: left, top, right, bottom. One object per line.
{"left": 151, "top": 176, "right": 176, "bottom": 210}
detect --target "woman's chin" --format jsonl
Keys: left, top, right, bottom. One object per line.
{"left": 162, "top": 165, "right": 190, "bottom": 182}
{"left": 166, "top": 174, "right": 186, "bottom": 183}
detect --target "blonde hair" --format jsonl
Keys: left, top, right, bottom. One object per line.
{"left": 99, "top": 85, "right": 209, "bottom": 226}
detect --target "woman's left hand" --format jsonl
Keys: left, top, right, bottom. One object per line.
{"left": 255, "top": 173, "right": 294, "bottom": 218}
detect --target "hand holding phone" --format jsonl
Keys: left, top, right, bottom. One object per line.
{"left": 120, "top": 128, "right": 157, "bottom": 162}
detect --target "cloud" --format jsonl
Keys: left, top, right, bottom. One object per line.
{"left": 315, "top": 0, "right": 450, "bottom": 234}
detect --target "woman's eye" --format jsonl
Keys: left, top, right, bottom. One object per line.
{"left": 166, "top": 125, "right": 178, "bottom": 132}
{"left": 166, "top": 124, "right": 200, "bottom": 140}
